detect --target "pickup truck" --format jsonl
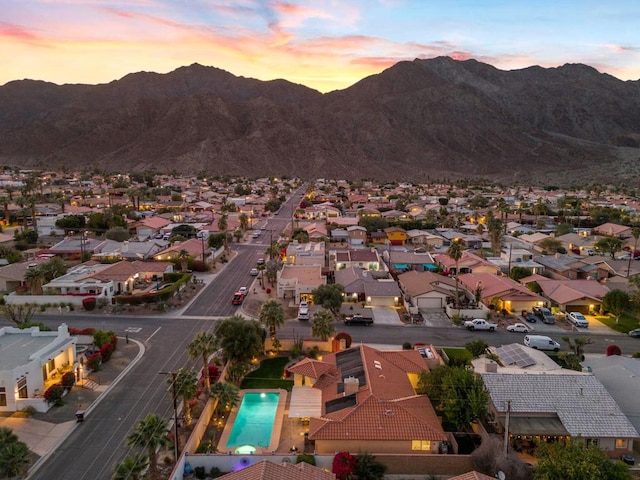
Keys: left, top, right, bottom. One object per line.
{"left": 344, "top": 314, "right": 374, "bottom": 326}
{"left": 463, "top": 318, "right": 497, "bottom": 331}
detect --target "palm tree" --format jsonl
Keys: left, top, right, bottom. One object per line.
{"left": 0, "top": 437, "right": 30, "bottom": 479}
{"left": 447, "top": 238, "right": 464, "bottom": 310}
{"left": 238, "top": 213, "right": 249, "bottom": 231}
{"left": 172, "top": 368, "right": 199, "bottom": 427}
{"left": 217, "top": 214, "right": 228, "bottom": 250}
{"left": 627, "top": 225, "right": 640, "bottom": 277}
{"left": 259, "top": 299, "right": 285, "bottom": 339}
{"left": 209, "top": 381, "right": 240, "bottom": 417}
{"left": 177, "top": 249, "right": 189, "bottom": 272}
{"left": 187, "top": 332, "right": 217, "bottom": 391}
{"left": 311, "top": 309, "right": 336, "bottom": 341}
{"left": 24, "top": 265, "right": 45, "bottom": 295}
{"left": 112, "top": 453, "right": 148, "bottom": 480}
{"left": 126, "top": 414, "right": 172, "bottom": 480}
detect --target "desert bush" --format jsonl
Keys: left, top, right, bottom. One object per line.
{"left": 44, "top": 384, "right": 65, "bottom": 406}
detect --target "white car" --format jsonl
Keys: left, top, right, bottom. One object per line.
{"left": 567, "top": 311, "right": 589, "bottom": 328}
{"left": 250, "top": 268, "right": 259, "bottom": 276}
{"left": 238, "top": 287, "right": 248, "bottom": 295}
{"left": 506, "top": 322, "right": 530, "bottom": 333}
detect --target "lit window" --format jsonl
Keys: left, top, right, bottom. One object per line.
{"left": 0, "top": 387, "right": 6, "bottom": 406}
{"left": 615, "top": 438, "right": 629, "bottom": 449}
{"left": 411, "top": 440, "right": 431, "bottom": 451}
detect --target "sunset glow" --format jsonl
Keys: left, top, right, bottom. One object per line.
{"left": 1, "top": 1, "right": 639, "bottom": 92}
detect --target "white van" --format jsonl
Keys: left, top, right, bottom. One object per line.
{"left": 524, "top": 335, "right": 561, "bottom": 352}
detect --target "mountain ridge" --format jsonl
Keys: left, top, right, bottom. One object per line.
{"left": 1, "top": 57, "right": 639, "bottom": 184}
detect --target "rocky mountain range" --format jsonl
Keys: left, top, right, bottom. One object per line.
{"left": 1, "top": 57, "right": 639, "bottom": 185}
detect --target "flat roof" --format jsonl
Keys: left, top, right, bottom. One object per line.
{"left": 0, "top": 332, "right": 57, "bottom": 370}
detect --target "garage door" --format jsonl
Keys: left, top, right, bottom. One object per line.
{"left": 417, "top": 297, "right": 443, "bottom": 309}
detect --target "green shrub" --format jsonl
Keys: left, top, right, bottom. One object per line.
{"left": 44, "top": 384, "right": 65, "bottom": 406}
{"left": 61, "top": 371, "right": 76, "bottom": 390}
{"left": 296, "top": 453, "right": 316, "bottom": 465}
{"left": 194, "top": 466, "right": 206, "bottom": 479}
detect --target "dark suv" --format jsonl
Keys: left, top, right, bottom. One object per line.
{"left": 344, "top": 314, "right": 374, "bottom": 326}
{"left": 532, "top": 306, "right": 556, "bottom": 324}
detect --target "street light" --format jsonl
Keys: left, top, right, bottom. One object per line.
{"left": 158, "top": 371, "right": 180, "bottom": 461}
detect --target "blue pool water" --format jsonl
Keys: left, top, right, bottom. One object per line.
{"left": 227, "top": 392, "right": 279, "bottom": 448}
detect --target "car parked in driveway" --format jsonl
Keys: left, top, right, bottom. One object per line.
{"left": 532, "top": 306, "right": 556, "bottom": 324}
{"left": 566, "top": 311, "right": 589, "bottom": 328}
{"left": 507, "top": 323, "right": 531, "bottom": 333}
{"left": 524, "top": 312, "right": 537, "bottom": 323}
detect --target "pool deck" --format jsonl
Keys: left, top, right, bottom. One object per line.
{"left": 218, "top": 389, "right": 288, "bottom": 455}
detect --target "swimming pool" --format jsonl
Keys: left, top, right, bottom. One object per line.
{"left": 219, "top": 390, "right": 286, "bottom": 454}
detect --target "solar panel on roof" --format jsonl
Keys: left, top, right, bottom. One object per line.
{"left": 496, "top": 344, "right": 536, "bottom": 368}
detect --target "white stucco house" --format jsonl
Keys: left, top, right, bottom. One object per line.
{"left": 0, "top": 324, "right": 77, "bottom": 413}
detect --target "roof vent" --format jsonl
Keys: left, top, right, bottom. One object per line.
{"left": 374, "top": 360, "right": 382, "bottom": 370}
{"left": 384, "top": 409, "right": 394, "bottom": 416}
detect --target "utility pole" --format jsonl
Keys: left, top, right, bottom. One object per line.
{"left": 503, "top": 400, "right": 511, "bottom": 457}
{"left": 159, "top": 371, "right": 180, "bottom": 461}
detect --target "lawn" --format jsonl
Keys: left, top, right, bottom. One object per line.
{"left": 595, "top": 313, "right": 639, "bottom": 334}
{"left": 442, "top": 347, "right": 473, "bottom": 365}
{"left": 240, "top": 356, "right": 294, "bottom": 391}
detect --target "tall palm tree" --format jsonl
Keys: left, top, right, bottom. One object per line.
{"left": 209, "top": 382, "right": 240, "bottom": 417}
{"left": 447, "top": 238, "right": 464, "bottom": 311}
{"left": 177, "top": 249, "right": 189, "bottom": 272}
{"left": 187, "top": 332, "right": 217, "bottom": 391}
{"left": 172, "top": 368, "right": 199, "bottom": 427}
{"left": 112, "top": 453, "right": 148, "bottom": 480}
{"left": 311, "top": 309, "right": 336, "bottom": 341}
{"left": 126, "top": 414, "right": 172, "bottom": 480}
{"left": 627, "top": 225, "right": 640, "bottom": 277}
{"left": 259, "top": 300, "right": 285, "bottom": 339}
{"left": 238, "top": 213, "right": 249, "bottom": 231}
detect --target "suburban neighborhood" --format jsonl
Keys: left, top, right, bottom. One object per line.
{"left": 1, "top": 169, "right": 640, "bottom": 479}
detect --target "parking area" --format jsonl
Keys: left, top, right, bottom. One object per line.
{"left": 419, "top": 308, "right": 454, "bottom": 328}
{"left": 370, "top": 306, "right": 402, "bottom": 325}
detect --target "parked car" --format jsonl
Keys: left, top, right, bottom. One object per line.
{"left": 566, "top": 311, "right": 589, "bottom": 328}
{"left": 532, "top": 306, "right": 556, "bottom": 324}
{"left": 620, "top": 454, "right": 636, "bottom": 466}
{"left": 257, "top": 257, "right": 265, "bottom": 265}
{"left": 463, "top": 319, "right": 498, "bottom": 331}
{"left": 507, "top": 323, "right": 531, "bottom": 333}
{"left": 344, "top": 314, "right": 373, "bottom": 326}
{"left": 238, "top": 287, "right": 248, "bottom": 295}
{"left": 231, "top": 292, "right": 245, "bottom": 305}
{"left": 628, "top": 328, "right": 640, "bottom": 338}
{"left": 250, "top": 268, "right": 259, "bottom": 276}
{"left": 298, "top": 301, "right": 310, "bottom": 321}
{"left": 524, "top": 312, "right": 538, "bottom": 323}
{"left": 524, "top": 335, "right": 561, "bottom": 352}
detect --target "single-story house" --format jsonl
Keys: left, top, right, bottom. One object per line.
{"left": 457, "top": 272, "right": 544, "bottom": 313}
{"left": 288, "top": 345, "right": 449, "bottom": 454}
{"left": 0, "top": 324, "right": 77, "bottom": 413}
{"left": 397, "top": 270, "right": 458, "bottom": 309}
{"left": 277, "top": 265, "right": 326, "bottom": 303}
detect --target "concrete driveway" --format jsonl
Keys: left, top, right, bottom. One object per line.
{"left": 370, "top": 306, "right": 402, "bottom": 325}
{"left": 419, "top": 308, "right": 454, "bottom": 328}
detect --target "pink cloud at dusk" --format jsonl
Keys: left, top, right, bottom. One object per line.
{"left": 0, "top": 0, "right": 639, "bottom": 92}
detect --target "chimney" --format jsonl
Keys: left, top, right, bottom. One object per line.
{"left": 343, "top": 376, "right": 359, "bottom": 396}
{"left": 484, "top": 360, "right": 498, "bottom": 373}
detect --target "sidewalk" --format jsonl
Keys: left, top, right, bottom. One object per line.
{"left": 0, "top": 339, "right": 141, "bottom": 470}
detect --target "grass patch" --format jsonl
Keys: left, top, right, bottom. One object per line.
{"left": 595, "top": 313, "right": 639, "bottom": 334}
{"left": 241, "top": 356, "right": 293, "bottom": 391}
{"left": 442, "top": 347, "right": 473, "bottom": 366}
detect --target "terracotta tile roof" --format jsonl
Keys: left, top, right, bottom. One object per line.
{"left": 216, "top": 459, "right": 335, "bottom": 480}
{"left": 303, "top": 345, "right": 446, "bottom": 443}
{"left": 287, "top": 358, "right": 335, "bottom": 378}
{"left": 87, "top": 260, "right": 137, "bottom": 281}
{"left": 309, "top": 395, "right": 446, "bottom": 441}
{"left": 450, "top": 471, "right": 497, "bottom": 480}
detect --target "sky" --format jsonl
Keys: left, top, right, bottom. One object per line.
{"left": 1, "top": 0, "right": 639, "bottom": 93}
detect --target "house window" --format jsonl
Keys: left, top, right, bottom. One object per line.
{"left": 586, "top": 438, "right": 598, "bottom": 448}
{"left": 0, "top": 387, "right": 6, "bottom": 406}
{"left": 615, "top": 438, "right": 629, "bottom": 449}
{"left": 17, "top": 376, "right": 28, "bottom": 399}
{"left": 411, "top": 440, "right": 431, "bottom": 451}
